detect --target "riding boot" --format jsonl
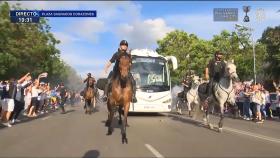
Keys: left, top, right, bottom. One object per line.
{"left": 207, "top": 79, "right": 213, "bottom": 98}
{"left": 131, "top": 75, "right": 137, "bottom": 103}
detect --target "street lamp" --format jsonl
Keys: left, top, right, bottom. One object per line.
{"left": 235, "top": 24, "right": 256, "bottom": 84}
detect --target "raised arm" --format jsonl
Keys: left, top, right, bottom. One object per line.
{"left": 18, "top": 72, "right": 30, "bottom": 84}
{"left": 205, "top": 68, "right": 209, "bottom": 81}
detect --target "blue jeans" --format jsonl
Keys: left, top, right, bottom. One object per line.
{"left": 243, "top": 101, "right": 251, "bottom": 118}
{"left": 260, "top": 104, "right": 266, "bottom": 118}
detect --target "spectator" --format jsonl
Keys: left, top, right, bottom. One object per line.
{"left": 242, "top": 85, "right": 252, "bottom": 120}
{"left": 276, "top": 88, "right": 280, "bottom": 119}
{"left": 265, "top": 90, "right": 273, "bottom": 118}
{"left": 28, "top": 79, "right": 41, "bottom": 117}
{"left": 260, "top": 87, "right": 267, "bottom": 120}
{"left": 1, "top": 78, "right": 17, "bottom": 127}
{"left": 24, "top": 83, "right": 32, "bottom": 116}
{"left": 0, "top": 81, "right": 3, "bottom": 116}
{"left": 10, "top": 73, "right": 32, "bottom": 124}
{"left": 58, "top": 83, "right": 67, "bottom": 114}
{"left": 251, "top": 84, "right": 264, "bottom": 123}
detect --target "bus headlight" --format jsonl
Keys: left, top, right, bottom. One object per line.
{"left": 163, "top": 98, "right": 171, "bottom": 103}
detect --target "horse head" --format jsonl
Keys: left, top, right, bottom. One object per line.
{"left": 119, "top": 55, "right": 131, "bottom": 82}
{"left": 192, "top": 75, "right": 200, "bottom": 87}
{"left": 88, "top": 78, "right": 94, "bottom": 87}
{"left": 224, "top": 60, "right": 238, "bottom": 81}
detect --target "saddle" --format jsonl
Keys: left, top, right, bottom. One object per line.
{"left": 198, "top": 82, "right": 208, "bottom": 95}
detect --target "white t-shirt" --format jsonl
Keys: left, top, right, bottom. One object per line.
{"left": 31, "top": 87, "right": 42, "bottom": 98}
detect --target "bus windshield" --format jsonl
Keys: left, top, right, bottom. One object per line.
{"left": 131, "top": 56, "right": 169, "bottom": 92}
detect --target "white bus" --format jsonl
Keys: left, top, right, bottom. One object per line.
{"left": 129, "top": 49, "right": 177, "bottom": 112}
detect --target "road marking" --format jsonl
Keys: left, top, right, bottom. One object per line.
{"left": 162, "top": 113, "right": 280, "bottom": 144}
{"left": 42, "top": 116, "right": 51, "bottom": 121}
{"left": 224, "top": 126, "right": 280, "bottom": 144}
{"left": 145, "top": 144, "right": 164, "bottom": 158}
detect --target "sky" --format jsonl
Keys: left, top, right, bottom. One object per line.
{"left": 6, "top": 1, "right": 280, "bottom": 79}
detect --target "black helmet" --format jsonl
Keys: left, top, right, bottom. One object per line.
{"left": 120, "top": 40, "right": 128, "bottom": 46}
{"left": 87, "top": 73, "right": 91, "bottom": 76}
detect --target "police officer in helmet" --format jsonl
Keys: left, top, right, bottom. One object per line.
{"left": 205, "top": 51, "right": 226, "bottom": 96}
{"left": 103, "top": 40, "right": 137, "bottom": 103}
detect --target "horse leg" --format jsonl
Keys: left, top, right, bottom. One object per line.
{"left": 85, "top": 100, "right": 88, "bottom": 114}
{"left": 218, "top": 103, "right": 225, "bottom": 133}
{"left": 118, "top": 106, "right": 122, "bottom": 125}
{"left": 177, "top": 99, "right": 182, "bottom": 115}
{"left": 122, "top": 103, "right": 129, "bottom": 144}
{"left": 107, "top": 106, "right": 115, "bottom": 135}
{"left": 187, "top": 101, "right": 192, "bottom": 117}
{"left": 105, "top": 113, "right": 110, "bottom": 127}
{"left": 89, "top": 99, "right": 93, "bottom": 115}
{"left": 93, "top": 96, "right": 96, "bottom": 110}
{"left": 205, "top": 104, "right": 213, "bottom": 130}
{"left": 105, "top": 101, "right": 111, "bottom": 127}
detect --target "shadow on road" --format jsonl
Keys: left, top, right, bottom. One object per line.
{"left": 0, "top": 110, "right": 57, "bottom": 130}
{"left": 128, "top": 112, "right": 165, "bottom": 117}
{"left": 82, "top": 150, "right": 100, "bottom": 158}
{"left": 167, "top": 114, "right": 219, "bottom": 133}
{"left": 63, "top": 109, "right": 75, "bottom": 114}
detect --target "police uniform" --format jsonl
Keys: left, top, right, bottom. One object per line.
{"left": 206, "top": 55, "right": 226, "bottom": 96}
{"left": 104, "top": 48, "right": 137, "bottom": 103}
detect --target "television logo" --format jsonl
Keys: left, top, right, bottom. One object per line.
{"left": 213, "top": 8, "right": 238, "bottom": 22}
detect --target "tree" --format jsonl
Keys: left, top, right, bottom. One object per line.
{"left": 156, "top": 29, "right": 267, "bottom": 83}
{"left": 259, "top": 25, "right": 280, "bottom": 80}
{"left": 0, "top": 2, "right": 81, "bottom": 88}
{"left": 156, "top": 30, "right": 214, "bottom": 85}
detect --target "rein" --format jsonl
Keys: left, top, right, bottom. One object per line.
{"left": 213, "top": 71, "right": 235, "bottom": 102}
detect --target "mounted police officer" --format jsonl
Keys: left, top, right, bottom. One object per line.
{"left": 82, "top": 73, "right": 96, "bottom": 96}
{"left": 184, "top": 70, "right": 195, "bottom": 92}
{"left": 102, "top": 40, "right": 137, "bottom": 103}
{"left": 178, "top": 70, "right": 195, "bottom": 99}
{"left": 205, "top": 51, "right": 226, "bottom": 96}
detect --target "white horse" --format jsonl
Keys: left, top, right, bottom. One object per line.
{"left": 202, "top": 60, "right": 238, "bottom": 132}
{"left": 185, "top": 75, "right": 201, "bottom": 117}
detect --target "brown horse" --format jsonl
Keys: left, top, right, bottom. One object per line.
{"left": 106, "top": 54, "right": 132, "bottom": 144}
{"left": 84, "top": 78, "right": 96, "bottom": 114}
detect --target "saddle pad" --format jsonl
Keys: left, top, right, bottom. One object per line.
{"left": 198, "top": 82, "right": 208, "bottom": 94}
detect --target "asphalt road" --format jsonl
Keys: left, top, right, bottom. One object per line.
{"left": 1, "top": 101, "right": 280, "bottom": 158}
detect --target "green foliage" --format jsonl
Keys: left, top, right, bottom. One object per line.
{"left": 156, "top": 30, "right": 214, "bottom": 84}
{"left": 157, "top": 28, "right": 268, "bottom": 83}
{"left": 259, "top": 25, "right": 280, "bottom": 80}
{"left": 0, "top": 2, "right": 81, "bottom": 88}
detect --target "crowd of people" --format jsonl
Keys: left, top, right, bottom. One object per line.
{"left": 0, "top": 72, "right": 81, "bottom": 128}
{"left": 234, "top": 82, "right": 280, "bottom": 123}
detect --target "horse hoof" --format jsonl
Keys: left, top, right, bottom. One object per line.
{"left": 122, "top": 134, "right": 128, "bottom": 144}
{"left": 122, "top": 138, "right": 128, "bottom": 144}
{"left": 107, "top": 130, "right": 113, "bottom": 135}
{"left": 218, "top": 128, "right": 223, "bottom": 133}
